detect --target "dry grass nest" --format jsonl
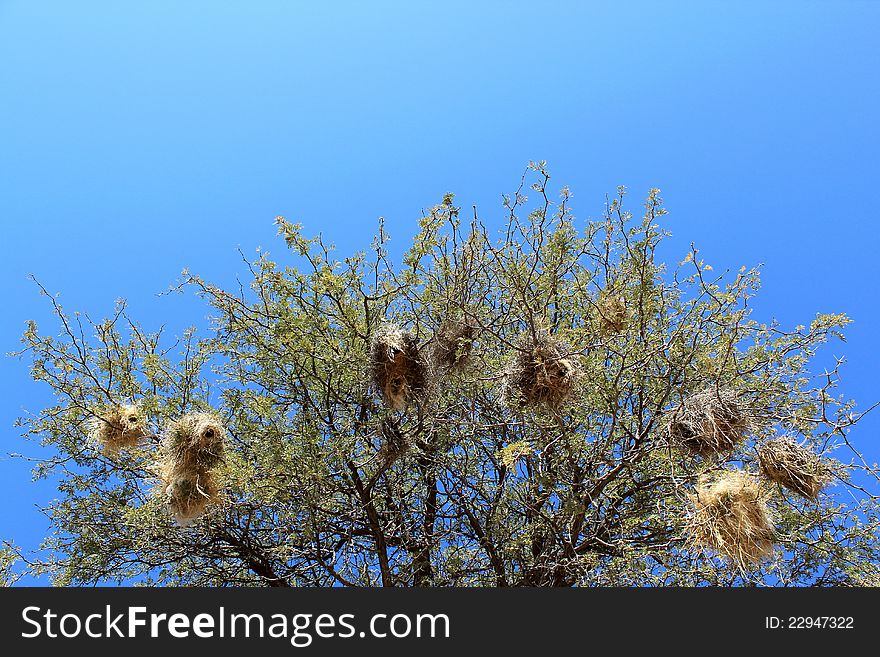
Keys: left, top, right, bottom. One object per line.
{"left": 163, "top": 412, "right": 226, "bottom": 472}
{"left": 597, "top": 293, "right": 628, "bottom": 336}
{"left": 504, "top": 330, "right": 579, "bottom": 410}
{"left": 686, "top": 470, "right": 775, "bottom": 568}
{"left": 159, "top": 412, "right": 226, "bottom": 525}
{"left": 667, "top": 388, "right": 750, "bottom": 457}
{"left": 162, "top": 469, "right": 221, "bottom": 527}
{"left": 757, "top": 436, "right": 830, "bottom": 501}
{"left": 370, "top": 323, "right": 428, "bottom": 410}
{"left": 89, "top": 403, "right": 147, "bottom": 453}
{"left": 431, "top": 316, "right": 476, "bottom": 371}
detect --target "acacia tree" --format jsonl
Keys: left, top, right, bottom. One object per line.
{"left": 11, "top": 163, "right": 879, "bottom": 586}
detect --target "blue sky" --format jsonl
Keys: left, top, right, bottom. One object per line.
{"left": 1, "top": 2, "right": 878, "bottom": 580}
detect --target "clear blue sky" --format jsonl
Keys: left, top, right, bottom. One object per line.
{"left": 1, "top": 2, "right": 878, "bottom": 580}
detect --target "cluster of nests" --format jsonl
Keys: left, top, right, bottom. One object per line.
{"left": 89, "top": 316, "right": 831, "bottom": 569}
{"left": 370, "top": 320, "right": 578, "bottom": 413}
{"left": 90, "top": 405, "right": 226, "bottom": 526}
{"left": 368, "top": 320, "right": 578, "bottom": 469}
{"left": 667, "top": 388, "right": 832, "bottom": 567}
{"left": 159, "top": 413, "right": 226, "bottom": 526}
{"left": 369, "top": 284, "right": 627, "bottom": 415}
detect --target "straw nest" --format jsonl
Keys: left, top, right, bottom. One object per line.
{"left": 757, "top": 436, "right": 829, "bottom": 501}
{"left": 159, "top": 412, "right": 226, "bottom": 525}
{"left": 686, "top": 470, "right": 775, "bottom": 568}
{"left": 89, "top": 403, "right": 147, "bottom": 453}
{"left": 667, "top": 388, "right": 749, "bottom": 457}
{"left": 370, "top": 324, "right": 428, "bottom": 410}
{"left": 504, "top": 330, "right": 578, "bottom": 410}
{"left": 431, "top": 316, "right": 476, "bottom": 371}
{"left": 597, "top": 293, "right": 628, "bottom": 336}
{"left": 163, "top": 470, "right": 221, "bottom": 526}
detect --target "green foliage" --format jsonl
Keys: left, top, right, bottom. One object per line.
{"left": 11, "top": 165, "right": 878, "bottom": 586}
{"left": 0, "top": 544, "right": 18, "bottom": 587}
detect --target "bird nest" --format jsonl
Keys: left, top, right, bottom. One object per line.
{"left": 370, "top": 324, "right": 428, "bottom": 410}
{"left": 667, "top": 388, "right": 749, "bottom": 456}
{"left": 89, "top": 403, "right": 147, "bottom": 453}
{"left": 162, "top": 469, "right": 221, "bottom": 527}
{"left": 159, "top": 412, "right": 226, "bottom": 525}
{"left": 163, "top": 412, "right": 226, "bottom": 472}
{"left": 685, "top": 470, "right": 775, "bottom": 568}
{"left": 757, "top": 436, "right": 830, "bottom": 501}
{"left": 597, "top": 293, "right": 628, "bottom": 336}
{"left": 431, "top": 316, "right": 476, "bottom": 371}
{"left": 504, "top": 330, "right": 579, "bottom": 410}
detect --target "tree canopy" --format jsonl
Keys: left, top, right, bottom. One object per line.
{"left": 10, "top": 163, "right": 879, "bottom": 586}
